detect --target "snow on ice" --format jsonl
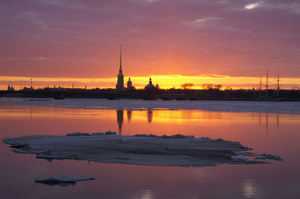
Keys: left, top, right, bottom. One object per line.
{"left": 3, "top": 133, "right": 282, "bottom": 167}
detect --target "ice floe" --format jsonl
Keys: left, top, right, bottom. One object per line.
{"left": 255, "top": 154, "right": 283, "bottom": 161}
{"left": 35, "top": 175, "right": 94, "bottom": 186}
{"left": 3, "top": 133, "right": 282, "bottom": 167}
{"left": 66, "top": 131, "right": 117, "bottom": 136}
{"left": 231, "top": 155, "right": 248, "bottom": 161}
{"left": 66, "top": 132, "right": 91, "bottom": 136}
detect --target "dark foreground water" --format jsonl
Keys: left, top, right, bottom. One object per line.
{"left": 0, "top": 99, "right": 300, "bottom": 199}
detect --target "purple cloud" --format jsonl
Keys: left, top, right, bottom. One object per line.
{"left": 0, "top": 0, "right": 299, "bottom": 79}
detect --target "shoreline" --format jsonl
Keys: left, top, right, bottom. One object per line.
{"left": 1, "top": 88, "right": 300, "bottom": 102}
{"left": 1, "top": 97, "right": 300, "bottom": 114}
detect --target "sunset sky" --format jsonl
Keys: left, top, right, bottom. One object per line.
{"left": 1, "top": 0, "right": 300, "bottom": 90}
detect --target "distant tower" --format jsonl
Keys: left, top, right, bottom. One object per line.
{"left": 30, "top": 78, "right": 34, "bottom": 91}
{"left": 116, "top": 45, "right": 124, "bottom": 90}
{"left": 8, "top": 85, "right": 14, "bottom": 91}
{"left": 127, "top": 77, "right": 132, "bottom": 89}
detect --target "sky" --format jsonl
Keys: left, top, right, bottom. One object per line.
{"left": 1, "top": 0, "right": 300, "bottom": 90}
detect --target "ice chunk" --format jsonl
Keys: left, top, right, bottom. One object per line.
{"left": 92, "top": 132, "right": 104, "bottom": 136}
{"left": 3, "top": 133, "right": 273, "bottom": 167}
{"left": 66, "top": 132, "right": 90, "bottom": 136}
{"left": 255, "top": 154, "right": 283, "bottom": 161}
{"left": 34, "top": 174, "right": 94, "bottom": 186}
{"left": 105, "top": 131, "right": 117, "bottom": 135}
{"left": 231, "top": 155, "right": 248, "bottom": 161}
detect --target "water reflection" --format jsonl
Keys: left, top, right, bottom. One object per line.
{"left": 243, "top": 180, "right": 257, "bottom": 198}
{"left": 1, "top": 104, "right": 300, "bottom": 199}
{"left": 116, "top": 108, "right": 153, "bottom": 134}
{"left": 266, "top": 113, "right": 269, "bottom": 133}
{"left": 258, "top": 113, "right": 280, "bottom": 133}
{"left": 277, "top": 114, "right": 280, "bottom": 129}
{"left": 133, "top": 189, "right": 155, "bottom": 199}
{"left": 114, "top": 109, "right": 283, "bottom": 135}
{"left": 147, "top": 108, "right": 153, "bottom": 124}
{"left": 0, "top": 105, "right": 286, "bottom": 137}
{"left": 127, "top": 109, "right": 132, "bottom": 123}
{"left": 117, "top": 109, "right": 123, "bottom": 134}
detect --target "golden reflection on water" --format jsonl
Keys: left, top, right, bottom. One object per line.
{"left": 1, "top": 104, "right": 300, "bottom": 199}
{"left": 1, "top": 104, "right": 300, "bottom": 140}
{"left": 0, "top": 105, "right": 293, "bottom": 130}
{"left": 114, "top": 109, "right": 286, "bottom": 135}
{"left": 133, "top": 189, "right": 155, "bottom": 199}
{"left": 243, "top": 180, "right": 257, "bottom": 198}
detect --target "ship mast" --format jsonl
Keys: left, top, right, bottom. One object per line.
{"left": 259, "top": 77, "right": 262, "bottom": 96}
{"left": 266, "top": 69, "right": 269, "bottom": 97}
{"left": 277, "top": 74, "right": 280, "bottom": 97}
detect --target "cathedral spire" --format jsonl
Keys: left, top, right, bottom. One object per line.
{"left": 119, "top": 45, "right": 122, "bottom": 73}
{"left": 116, "top": 45, "right": 124, "bottom": 90}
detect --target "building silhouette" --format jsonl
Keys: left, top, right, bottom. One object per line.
{"left": 127, "top": 77, "right": 133, "bottom": 89}
{"left": 145, "top": 78, "right": 156, "bottom": 90}
{"left": 116, "top": 46, "right": 135, "bottom": 91}
{"left": 116, "top": 45, "right": 124, "bottom": 90}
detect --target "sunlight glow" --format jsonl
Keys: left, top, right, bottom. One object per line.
{"left": 1, "top": 75, "right": 300, "bottom": 90}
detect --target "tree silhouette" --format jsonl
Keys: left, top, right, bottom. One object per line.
{"left": 181, "top": 83, "right": 194, "bottom": 90}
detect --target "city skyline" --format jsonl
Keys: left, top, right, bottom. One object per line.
{"left": 2, "top": 69, "right": 300, "bottom": 91}
{"left": 1, "top": 0, "right": 300, "bottom": 90}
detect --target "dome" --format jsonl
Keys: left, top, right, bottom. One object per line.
{"left": 145, "top": 84, "right": 156, "bottom": 90}
{"left": 145, "top": 78, "right": 156, "bottom": 90}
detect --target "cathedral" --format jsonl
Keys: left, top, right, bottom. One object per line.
{"left": 116, "top": 46, "right": 135, "bottom": 91}
{"left": 116, "top": 46, "right": 157, "bottom": 91}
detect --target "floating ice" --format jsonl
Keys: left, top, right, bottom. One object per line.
{"left": 134, "top": 134, "right": 194, "bottom": 139}
{"left": 3, "top": 133, "right": 271, "bottom": 167}
{"left": 255, "top": 154, "right": 283, "bottom": 161}
{"left": 66, "top": 132, "right": 90, "bottom": 136}
{"left": 231, "top": 155, "right": 248, "bottom": 161}
{"left": 35, "top": 175, "right": 94, "bottom": 186}
{"left": 91, "top": 132, "right": 104, "bottom": 136}
{"left": 105, "top": 131, "right": 117, "bottom": 135}
{"left": 66, "top": 131, "right": 116, "bottom": 136}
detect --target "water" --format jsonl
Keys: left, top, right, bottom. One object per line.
{"left": 0, "top": 98, "right": 300, "bottom": 199}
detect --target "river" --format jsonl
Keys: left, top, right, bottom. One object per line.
{"left": 0, "top": 98, "right": 299, "bottom": 199}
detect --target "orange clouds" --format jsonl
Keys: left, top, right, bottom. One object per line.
{"left": 1, "top": 0, "right": 300, "bottom": 87}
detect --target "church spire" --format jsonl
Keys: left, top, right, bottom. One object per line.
{"left": 116, "top": 45, "right": 124, "bottom": 90}
{"left": 119, "top": 45, "right": 122, "bottom": 73}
